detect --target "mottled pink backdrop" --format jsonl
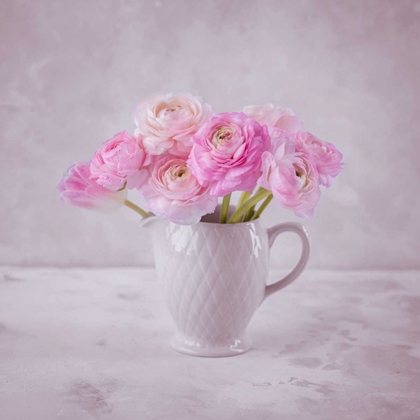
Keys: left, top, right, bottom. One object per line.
{"left": 1, "top": 0, "right": 419, "bottom": 268}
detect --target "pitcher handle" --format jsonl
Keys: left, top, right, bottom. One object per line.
{"left": 264, "top": 222, "right": 310, "bottom": 300}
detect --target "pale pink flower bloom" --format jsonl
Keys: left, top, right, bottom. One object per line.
{"left": 141, "top": 155, "right": 217, "bottom": 225}
{"left": 259, "top": 140, "right": 320, "bottom": 218}
{"left": 294, "top": 131, "right": 343, "bottom": 187}
{"left": 134, "top": 92, "right": 213, "bottom": 156}
{"left": 267, "top": 127, "right": 297, "bottom": 155}
{"left": 90, "top": 131, "right": 150, "bottom": 191}
{"left": 242, "top": 103, "right": 303, "bottom": 134}
{"left": 188, "top": 112, "right": 270, "bottom": 196}
{"left": 58, "top": 162, "right": 126, "bottom": 212}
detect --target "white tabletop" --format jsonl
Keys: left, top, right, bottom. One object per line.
{"left": 0, "top": 267, "right": 419, "bottom": 420}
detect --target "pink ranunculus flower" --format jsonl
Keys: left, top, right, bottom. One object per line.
{"left": 90, "top": 131, "right": 150, "bottom": 191}
{"left": 259, "top": 137, "right": 321, "bottom": 218}
{"left": 140, "top": 155, "right": 217, "bottom": 225}
{"left": 294, "top": 131, "right": 343, "bottom": 187}
{"left": 187, "top": 112, "right": 271, "bottom": 196}
{"left": 267, "top": 127, "right": 297, "bottom": 155}
{"left": 58, "top": 162, "right": 126, "bottom": 212}
{"left": 134, "top": 92, "right": 213, "bottom": 156}
{"left": 242, "top": 103, "right": 303, "bottom": 134}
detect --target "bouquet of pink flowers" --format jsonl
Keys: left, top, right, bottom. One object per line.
{"left": 58, "top": 93, "right": 343, "bottom": 224}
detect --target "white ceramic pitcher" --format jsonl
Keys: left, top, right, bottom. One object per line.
{"left": 140, "top": 208, "right": 310, "bottom": 357}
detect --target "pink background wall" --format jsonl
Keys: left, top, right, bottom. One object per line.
{"left": 1, "top": 0, "right": 419, "bottom": 269}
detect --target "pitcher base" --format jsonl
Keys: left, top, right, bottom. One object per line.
{"left": 170, "top": 334, "right": 252, "bottom": 357}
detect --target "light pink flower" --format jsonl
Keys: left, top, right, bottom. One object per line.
{"left": 134, "top": 92, "right": 213, "bottom": 156}
{"left": 242, "top": 103, "right": 303, "bottom": 134}
{"left": 90, "top": 131, "right": 150, "bottom": 191}
{"left": 58, "top": 162, "right": 126, "bottom": 212}
{"left": 294, "top": 131, "right": 343, "bottom": 187}
{"left": 188, "top": 112, "right": 270, "bottom": 196}
{"left": 267, "top": 127, "right": 297, "bottom": 155}
{"left": 141, "top": 155, "right": 217, "bottom": 225}
{"left": 259, "top": 141, "right": 320, "bottom": 218}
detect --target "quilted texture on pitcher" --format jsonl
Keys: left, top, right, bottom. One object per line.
{"left": 152, "top": 223, "right": 269, "bottom": 346}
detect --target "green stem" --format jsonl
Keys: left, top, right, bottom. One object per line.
{"left": 244, "top": 187, "right": 265, "bottom": 222}
{"left": 251, "top": 194, "right": 273, "bottom": 220}
{"left": 244, "top": 207, "right": 254, "bottom": 222}
{"left": 237, "top": 191, "right": 250, "bottom": 208}
{"left": 220, "top": 194, "right": 231, "bottom": 224}
{"left": 227, "top": 189, "right": 272, "bottom": 224}
{"left": 123, "top": 199, "right": 149, "bottom": 218}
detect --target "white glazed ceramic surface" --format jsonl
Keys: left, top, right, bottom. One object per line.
{"left": 141, "top": 212, "right": 310, "bottom": 357}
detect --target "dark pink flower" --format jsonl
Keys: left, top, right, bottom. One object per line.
{"left": 188, "top": 112, "right": 270, "bottom": 196}
{"left": 90, "top": 131, "right": 150, "bottom": 191}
